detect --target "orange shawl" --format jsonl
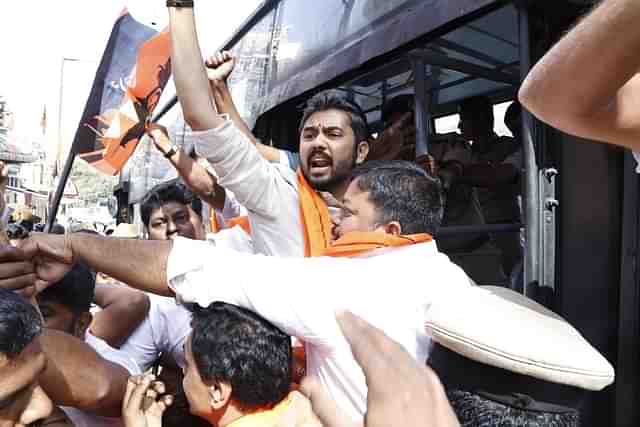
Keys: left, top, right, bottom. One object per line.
{"left": 324, "top": 231, "right": 433, "bottom": 257}
{"left": 297, "top": 170, "right": 333, "bottom": 257}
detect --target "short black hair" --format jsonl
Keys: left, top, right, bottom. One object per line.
{"left": 140, "top": 179, "right": 203, "bottom": 228}
{"left": 459, "top": 96, "right": 494, "bottom": 128}
{"left": 0, "top": 289, "right": 42, "bottom": 357}
{"left": 38, "top": 263, "right": 96, "bottom": 315}
{"left": 189, "top": 302, "right": 291, "bottom": 412}
{"left": 351, "top": 160, "right": 444, "bottom": 235}
{"left": 381, "top": 94, "right": 414, "bottom": 125}
{"left": 299, "top": 89, "right": 370, "bottom": 143}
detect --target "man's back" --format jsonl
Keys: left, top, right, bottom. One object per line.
{"left": 169, "top": 238, "right": 472, "bottom": 421}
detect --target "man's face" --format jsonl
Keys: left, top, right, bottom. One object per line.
{"left": 0, "top": 339, "right": 53, "bottom": 427}
{"left": 36, "top": 299, "right": 86, "bottom": 338}
{"left": 182, "top": 336, "right": 217, "bottom": 421}
{"left": 299, "top": 109, "right": 368, "bottom": 193}
{"left": 147, "top": 203, "right": 205, "bottom": 241}
{"left": 334, "top": 178, "right": 383, "bottom": 239}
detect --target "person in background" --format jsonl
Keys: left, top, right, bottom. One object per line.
{"left": 0, "top": 288, "right": 53, "bottom": 427}
{"left": 36, "top": 263, "right": 141, "bottom": 427}
{"left": 458, "top": 96, "right": 522, "bottom": 277}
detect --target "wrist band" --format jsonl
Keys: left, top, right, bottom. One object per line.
{"left": 167, "top": 0, "right": 194, "bottom": 8}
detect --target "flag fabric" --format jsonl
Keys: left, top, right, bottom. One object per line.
{"left": 73, "top": 9, "right": 171, "bottom": 175}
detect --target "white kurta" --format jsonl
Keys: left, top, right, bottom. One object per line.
{"left": 166, "top": 237, "right": 473, "bottom": 421}
{"left": 184, "top": 119, "right": 304, "bottom": 257}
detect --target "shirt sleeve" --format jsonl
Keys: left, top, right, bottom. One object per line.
{"left": 167, "top": 237, "right": 353, "bottom": 352}
{"left": 279, "top": 149, "right": 301, "bottom": 171}
{"left": 221, "top": 190, "right": 246, "bottom": 221}
{"left": 183, "top": 118, "right": 298, "bottom": 219}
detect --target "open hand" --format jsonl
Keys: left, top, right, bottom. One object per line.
{"left": 122, "top": 375, "right": 173, "bottom": 427}
{"left": 205, "top": 51, "right": 236, "bottom": 83}
{"left": 369, "top": 112, "right": 415, "bottom": 161}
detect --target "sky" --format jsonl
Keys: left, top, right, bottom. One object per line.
{"left": 0, "top": 0, "right": 262, "bottom": 158}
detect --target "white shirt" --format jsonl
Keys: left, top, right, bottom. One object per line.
{"left": 61, "top": 332, "right": 141, "bottom": 427}
{"left": 166, "top": 237, "right": 472, "bottom": 421}
{"left": 120, "top": 226, "right": 254, "bottom": 370}
{"left": 119, "top": 294, "right": 192, "bottom": 370}
{"left": 185, "top": 119, "right": 304, "bottom": 257}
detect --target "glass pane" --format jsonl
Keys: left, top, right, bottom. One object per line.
{"left": 227, "top": 9, "right": 277, "bottom": 130}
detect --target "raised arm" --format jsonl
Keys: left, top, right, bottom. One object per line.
{"left": 169, "top": 5, "right": 224, "bottom": 131}
{"left": 92, "top": 284, "right": 151, "bottom": 348}
{"left": 206, "top": 52, "right": 286, "bottom": 164}
{"left": 147, "top": 124, "right": 226, "bottom": 210}
{"left": 519, "top": 0, "right": 640, "bottom": 150}
{"left": 40, "top": 329, "right": 132, "bottom": 417}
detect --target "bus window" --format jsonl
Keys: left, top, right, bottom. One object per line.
{"left": 329, "top": 4, "right": 523, "bottom": 287}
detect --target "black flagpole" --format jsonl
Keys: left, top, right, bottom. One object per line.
{"left": 45, "top": 95, "right": 179, "bottom": 233}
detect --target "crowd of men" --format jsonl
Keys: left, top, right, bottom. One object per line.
{"left": 0, "top": 0, "right": 634, "bottom": 425}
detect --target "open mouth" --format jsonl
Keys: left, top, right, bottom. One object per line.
{"left": 308, "top": 153, "right": 332, "bottom": 172}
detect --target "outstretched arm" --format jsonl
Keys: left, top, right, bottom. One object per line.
{"left": 92, "top": 284, "right": 151, "bottom": 348}
{"left": 519, "top": 0, "right": 640, "bottom": 150}
{"left": 169, "top": 5, "right": 224, "bottom": 131}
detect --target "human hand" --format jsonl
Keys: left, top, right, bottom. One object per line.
{"left": 369, "top": 112, "right": 414, "bottom": 161}
{"left": 205, "top": 51, "right": 236, "bottom": 83}
{"left": 146, "top": 124, "right": 172, "bottom": 155}
{"left": 11, "top": 233, "right": 74, "bottom": 297}
{"left": 122, "top": 375, "right": 173, "bottom": 427}
{"left": 0, "top": 243, "right": 38, "bottom": 297}
{"left": 300, "top": 311, "right": 460, "bottom": 427}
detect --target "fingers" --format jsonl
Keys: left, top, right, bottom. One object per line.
{"left": 145, "top": 123, "right": 169, "bottom": 140}
{"left": 0, "top": 273, "right": 37, "bottom": 293}
{"left": 299, "top": 376, "right": 356, "bottom": 427}
{"left": 122, "top": 375, "right": 139, "bottom": 414}
{"left": 205, "top": 51, "right": 234, "bottom": 68}
{"left": 148, "top": 394, "right": 173, "bottom": 419}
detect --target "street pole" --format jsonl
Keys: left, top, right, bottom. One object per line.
{"left": 46, "top": 57, "right": 80, "bottom": 232}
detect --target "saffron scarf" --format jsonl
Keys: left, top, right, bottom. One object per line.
{"left": 226, "top": 392, "right": 293, "bottom": 427}
{"left": 324, "top": 231, "right": 433, "bottom": 258}
{"left": 297, "top": 170, "right": 333, "bottom": 257}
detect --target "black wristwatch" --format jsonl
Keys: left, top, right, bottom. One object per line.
{"left": 166, "top": 0, "right": 194, "bottom": 8}
{"left": 164, "top": 145, "right": 178, "bottom": 159}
